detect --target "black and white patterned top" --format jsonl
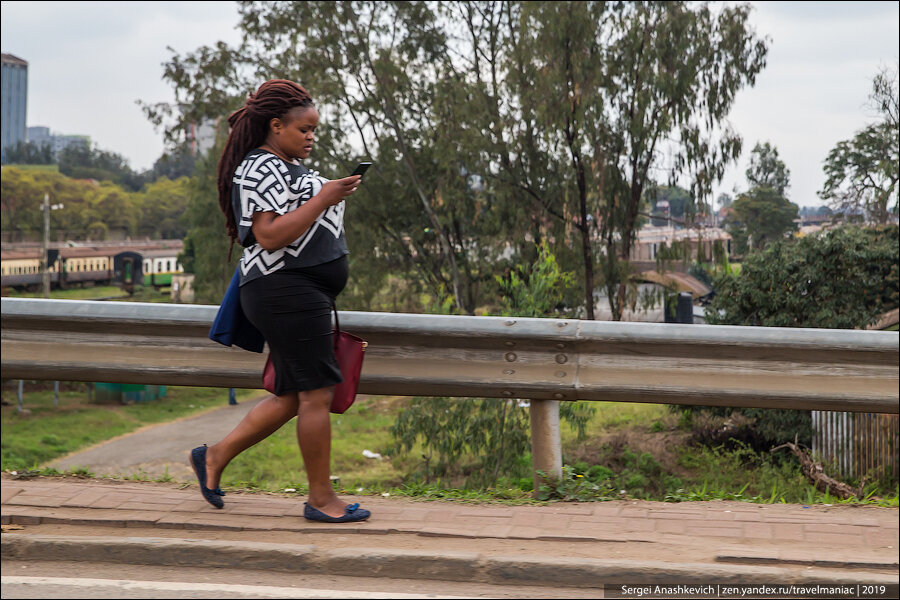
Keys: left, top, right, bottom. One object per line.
{"left": 231, "top": 149, "right": 348, "bottom": 286}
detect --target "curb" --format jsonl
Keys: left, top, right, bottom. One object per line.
{"left": 0, "top": 506, "right": 652, "bottom": 543}
{"left": 3, "top": 534, "right": 898, "bottom": 588}
{"left": 715, "top": 553, "right": 900, "bottom": 571}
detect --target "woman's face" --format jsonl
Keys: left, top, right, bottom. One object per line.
{"left": 272, "top": 105, "right": 319, "bottom": 160}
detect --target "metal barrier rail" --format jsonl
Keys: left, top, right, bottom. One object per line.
{"left": 3, "top": 297, "right": 898, "bottom": 488}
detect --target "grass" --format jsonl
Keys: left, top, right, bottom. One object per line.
{"left": 556, "top": 411, "right": 899, "bottom": 507}
{"left": 1, "top": 383, "right": 259, "bottom": 471}
{"left": 3, "top": 284, "right": 172, "bottom": 302}
{"left": 3, "top": 385, "right": 897, "bottom": 507}
{"left": 1, "top": 163, "right": 59, "bottom": 172}
{"left": 221, "top": 396, "right": 403, "bottom": 493}
{"left": 4, "top": 285, "right": 129, "bottom": 300}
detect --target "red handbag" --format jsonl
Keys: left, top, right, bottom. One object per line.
{"left": 262, "top": 304, "right": 367, "bottom": 414}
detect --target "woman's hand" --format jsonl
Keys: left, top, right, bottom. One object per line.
{"left": 316, "top": 175, "right": 361, "bottom": 206}
{"left": 251, "top": 175, "right": 361, "bottom": 252}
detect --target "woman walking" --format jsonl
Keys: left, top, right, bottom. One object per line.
{"left": 191, "top": 79, "right": 368, "bottom": 523}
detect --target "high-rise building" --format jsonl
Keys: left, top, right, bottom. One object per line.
{"left": 188, "top": 119, "right": 218, "bottom": 157}
{"left": 27, "top": 125, "right": 90, "bottom": 157}
{"left": 1, "top": 53, "right": 29, "bottom": 164}
{"left": 25, "top": 125, "right": 51, "bottom": 147}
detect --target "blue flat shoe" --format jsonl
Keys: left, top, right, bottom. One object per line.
{"left": 304, "top": 502, "right": 371, "bottom": 523}
{"left": 190, "top": 445, "right": 224, "bottom": 509}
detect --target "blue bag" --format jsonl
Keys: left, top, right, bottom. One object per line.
{"left": 208, "top": 267, "right": 265, "bottom": 353}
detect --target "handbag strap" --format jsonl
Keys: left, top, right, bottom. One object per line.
{"left": 332, "top": 302, "right": 341, "bottom": 335}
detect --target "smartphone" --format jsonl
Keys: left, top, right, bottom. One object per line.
{"left": 350, "top": 162, "right": 373, "bottom": 178}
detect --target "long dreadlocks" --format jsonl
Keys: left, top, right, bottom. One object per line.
{"left": 217, "top": 79, "right": 314, "bottom": 245}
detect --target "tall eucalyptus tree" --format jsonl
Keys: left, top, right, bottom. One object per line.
{"left": 143, "top": 1, "right": 767, "bottom": 319}
{"left": 440, "top": 1, "right": 767, "bottom": 319}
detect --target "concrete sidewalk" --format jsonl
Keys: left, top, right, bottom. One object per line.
{"left": 2, "top": 473, "right": 898, "bottom": 588}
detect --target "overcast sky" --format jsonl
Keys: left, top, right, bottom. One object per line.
{"left": 2, "top": 0, "right": 898, "bottom": 207}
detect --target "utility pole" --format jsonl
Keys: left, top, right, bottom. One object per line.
{"left": 42, "top": 193, "right": 50, "bottom": 298}
{"left": 41, "top": 194, "right": 64, "bottom": 298}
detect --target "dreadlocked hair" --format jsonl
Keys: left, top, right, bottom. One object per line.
{"left": 217, "top": 79, "right": 314, "bottom": 244}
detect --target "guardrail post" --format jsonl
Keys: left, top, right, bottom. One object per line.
{"left": 530, "top": 399, "right": 562, "bottom": 497}
{"left": 17, "top": 380, "right": 24, "bottom": 412}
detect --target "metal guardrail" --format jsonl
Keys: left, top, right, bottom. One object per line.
{"left": 3, "top": 297, "right": 899, "bottom": 487}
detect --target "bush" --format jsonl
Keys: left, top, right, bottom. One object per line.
{"left": 678, "top": 407, "right": 812, "bottom": 453}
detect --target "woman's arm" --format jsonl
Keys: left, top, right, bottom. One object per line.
{"left": 251, "top": 175, "right": 360, "bottom": 252}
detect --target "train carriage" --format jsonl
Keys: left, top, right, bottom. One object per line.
{"left": 1, "top": 240, "right": 183, "bottom": 292}
{"left": 141, "top": 248, "right": 184, "bottom": 288}
{"left": 0, "top": 248, "right": 62, "bottom": 289}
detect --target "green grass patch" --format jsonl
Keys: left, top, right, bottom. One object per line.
{"left": 554, "top": 410, "right": 899, "bottom": 507}
{"left": 4, "top": 285, "right": 130, "bottom": 300}
{"left": 3, "top": 285, "right": 173, "bottom": 302}
{"left": 1, "top": 163, "right": 59, "bottom": 172}
{"left": 569, "top": 401, "right": 668, "bottom": 434}
{"left": 221, "top": 396, "right": 403, "bottom": 493}
{"left": 1, "top": 384, "right": 259, "bottom": 471}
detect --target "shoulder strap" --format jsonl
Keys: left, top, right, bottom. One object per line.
{"left": 332, "top": 302, "right": 341, "bottom": 335}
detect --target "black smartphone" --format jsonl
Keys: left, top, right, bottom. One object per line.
{"left": 350, "top": 162, "right": 373, "bottom": 178}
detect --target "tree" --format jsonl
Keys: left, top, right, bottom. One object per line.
{"left": 149, "top": 147, "right": 196, "bottom": 181}
{"left": 707, "top": 225, "right": 898, "bottom": 329}
{"left": 724, "top": 142, "right": 797, "bottom": 254}
{"left": 178, "top": 142, "right": 239, "bottom": 304}
{"left": 496, "top": 242, "right": 578, "bottom": 317}
{"left": 819, "top": 64, "right": 899, "bottom": 224}
{"left": 450, "top": 1, "right": 768, "bottom": 319}
{"left": 58, "top": 144, "right": 148, "bottom": 192}
{"left": 144, "top": 1, "right": 767, "bottom": 320}
{"left": 87, "top": 184, "right": 138, "bottom": 237}
{"left": 0, "top": 165, "right": 169, "bottom": 242}
{"left": 698, "top": 225, "right": 898, "bottom": 451}
{"left": 133, "top": 176, "right": 191, "bottom": 239}
{"left": 0, "top": 167, "right": 43, "bottom": 239}
{"left": 1, "top": 166, "right": 106, "bottom": 241}
{"left": 745, "top": 141, "right": 790, "bottom": 195}
{"left": 143, "top": 0, "right": 519, "bottom": 315}
{"left": 390, "top": 243, "right": 594, "bottom": 489}
{"left": 648, "top": 185, "right": 694, "bottom": 226}
{"left": 3, "top": 141, "right": 54, "bottom": 165}
{"left": 594, "top": 2, "right": 767, "bottom": 320}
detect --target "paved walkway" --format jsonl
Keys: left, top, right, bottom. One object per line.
{"left": 2, "top": 474, "right": 898, "bottom": 570}
{"left": 46, "top": 395, "right": 268, "bottom": 482}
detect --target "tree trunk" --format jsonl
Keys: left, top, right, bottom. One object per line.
{"left": 772, "top": 441, "right": 878, "bottom": 501}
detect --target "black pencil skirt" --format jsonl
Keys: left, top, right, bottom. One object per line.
{"left": 240, "top": 256, "right": 349, "bottom": 396}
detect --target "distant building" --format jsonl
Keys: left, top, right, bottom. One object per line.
{"left": 799, "top": 211, "right": 833, "bottom": 228}
{"left": 25, "top": 125, "right": 50, "bottom": 147}
{"left": 631, "top": 225, "right": 732, "bottom": 268}
{"left": 188, "top": 119, "right": 218, "bottom": 156}
{"left": 27, "top": 126, "right": 90, "bottom": 157}
{"left": 1, "top": 53, "right": 28, "bottom": 164}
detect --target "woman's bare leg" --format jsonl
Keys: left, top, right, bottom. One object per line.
{"left": 204, "top": 393, "right": 299, "bottom": 490}
{"left": 296, "top": 386, "right": 345, "bottom": 517}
